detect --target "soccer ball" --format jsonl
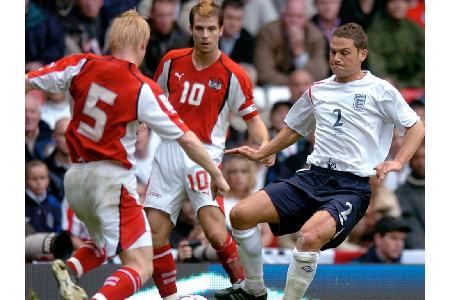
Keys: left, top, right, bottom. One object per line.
{"left": 179, "top": 295, "right": 208, "bottom": 300}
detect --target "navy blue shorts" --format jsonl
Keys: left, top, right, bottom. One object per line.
{"left": 263, "top": 165, "right": 371, "bottom": 250}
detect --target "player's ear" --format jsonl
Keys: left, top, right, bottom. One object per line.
{"left": 359, "top": 48, "right": 368, "bottom": 62}
{"left": 219, "top": 25, "right": 224, "bottom": 37}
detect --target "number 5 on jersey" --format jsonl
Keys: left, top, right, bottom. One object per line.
{"left": 77, "top": 83, "right": 117, "bottom": 142}
{"left": 180, "top": 81, "right": 205, "bottom": 106}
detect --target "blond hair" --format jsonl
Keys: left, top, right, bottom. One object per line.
{"left": 189, "top": 0, "right": 223, "bottom": 27}
{"left": 109, "top": 9, "right": 150, "bottom": 54}
{"left": 223, "top": 155, "right": 257, "bottom": 196}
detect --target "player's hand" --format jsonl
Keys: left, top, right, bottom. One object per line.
{"left": 260, "top": 154, "right": 276, "bottom": 167}
{"left": 136, "top": 122, "right": 147, "bottom": 135}
{"left": 374, "top": 160, "right": 403, "bottom": 181}
{"left": 225, "top": 146, "right": 262, "bottom": 161}
{"left": 211, "top": 173, "right": 230, "bottom": 198}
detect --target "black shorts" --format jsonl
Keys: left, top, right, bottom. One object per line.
{"left": 263, "top": 165, "right": 371, "bottom": 250}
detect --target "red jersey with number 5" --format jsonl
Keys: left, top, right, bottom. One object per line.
{"left": 154, "top": 48, "right": 257, "bottom": 151}
{"left": 27, "top": 53, "right": 189, "bottom": 169}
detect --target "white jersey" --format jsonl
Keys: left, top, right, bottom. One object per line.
{"left": 284, "top": 71, "right": 419, "bottom": 177}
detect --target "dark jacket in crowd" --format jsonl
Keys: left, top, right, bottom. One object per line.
{"left": 26, "top": 120, "right": 54, "bottom": 162}
{"left": 26, "top": 1, "right": 65, "bottom": 65}
{"left": 26, "top": 191, "right": 62, "bottom": 233}
{"left": 220, "top": 28, "right": 255, "bottom": 64}
{"left": 353, "top": 246, "right": 401, "bottom": 263}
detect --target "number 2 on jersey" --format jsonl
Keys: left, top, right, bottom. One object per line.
{"left": 77, "top": 83, "right": 117, "bottom": 142}
{"left": 333, "top": 108, "right": 344, "bottom": 127}
{"left": 180, "top": 81, "right": 205, "bottom": 106}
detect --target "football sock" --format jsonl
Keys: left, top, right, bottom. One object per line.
{"left": 91, "top": 266, "right": 141, "bottom": 300}
{"left": 232, "top": 227, "right": 265, "bottom": 294}
{"left": 214, "top": 233, "right": 245, "bottom": 284}
{"left": 66, "top": 240, "right": 106, "bottom": 278}
{"left": 153, "top": 244, "right": 178, "bottom": 299}
{"left": 283, "top": 248, "right": 319, "bottom": 300}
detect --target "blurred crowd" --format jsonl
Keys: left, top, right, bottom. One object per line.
{"left": 25, "top": 0, "right": 425, "bottom": 264}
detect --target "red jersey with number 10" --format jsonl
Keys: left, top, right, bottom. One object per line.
{"left": 27, "top": 53, "right": 189, "bottom": 169}
{"left": 154, "top": 48, "right": 257, "bottom": 152}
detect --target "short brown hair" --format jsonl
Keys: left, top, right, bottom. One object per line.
{"left": 189, "top": 0, "right": 223, "bottom": 27}
{"left": 333, "top": 23, "right": 368, "bottom": 50}
{"left": 26, "top": 160, "right": 48, "bottom": 179}
{"left": 109, "top": 9, "right": 150, "bottom": 53}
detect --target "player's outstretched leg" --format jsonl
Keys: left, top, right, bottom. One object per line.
{"left": 214, "top": 191, "right": 279, "bottom": 300}
{"left": 282, "top": 211, "right": 335, "bottom": 300}
{"left": 91, "top": 245, "right": 153, "bottom": 300}
{"left": 147, "top": 208, "right": 178, "bottom": 300}
{"left": 52, "top": 240, "right": 107, "bottom": 300}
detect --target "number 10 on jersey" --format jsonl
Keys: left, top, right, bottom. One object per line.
{"left": 180, "top": 81, "right": 205, "bottom": 106}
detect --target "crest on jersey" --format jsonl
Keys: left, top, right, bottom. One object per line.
{"left": 353, "top": 94, "right": 366, "bottom": 111}
{"left": 208, "top": 78, "right": 222, "bottom": 90}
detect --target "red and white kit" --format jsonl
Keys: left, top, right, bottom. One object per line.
{"left": 144, "top": 48, "right": 258, "bottom": 223}
{"left": 27, "top": 53, "right": 189, "bottom": 257}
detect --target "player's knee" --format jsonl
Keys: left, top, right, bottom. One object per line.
{"left": 229, "top": 206, "right": 249, "bottom": 229}
{"left": 298, "top": 230, "right": 322, "bottom": 251}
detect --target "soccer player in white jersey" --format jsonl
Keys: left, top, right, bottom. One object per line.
{"left": 143, "top": 1, "right": 273, "bottom": 299}
{"left": 25, "top": 10, "right": 229, "bottom": 300}
{"left": 215, "top": 23, "right": 425, "bottom": 300}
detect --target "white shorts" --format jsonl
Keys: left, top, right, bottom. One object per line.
{"left": 144, "top": 141, "right": 222, "bottom": 225}
{"left": 64, "top": 161, "right": 152, "bottom": 258}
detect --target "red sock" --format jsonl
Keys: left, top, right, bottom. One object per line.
{"left": 153, "top": 244, "right": 177, "bottom": 297}
{"left": 91, "top": 266, "right": 141, "bottom": 300}
{"left": 66, "top": 240, "right": 106, "bottom": 277}
{"left": 215, "top": 234, "right": 245, "bottom": 283}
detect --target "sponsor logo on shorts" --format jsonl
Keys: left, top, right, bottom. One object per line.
{"left": 147, "top": 191, "right": 161, "bottom": 198}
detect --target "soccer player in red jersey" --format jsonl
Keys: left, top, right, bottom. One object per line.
{"left": 143, "top": 1, "right": 273, "bottom": 299}
{"left": 25, "top": 10, "right": 229, "bottom": 300}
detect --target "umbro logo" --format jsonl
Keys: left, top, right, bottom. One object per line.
{"left": 175, "top": 72, "right": 184, "bottom": 81}
{"left": 301, "top": 266, "right": 314, "bottom": 273}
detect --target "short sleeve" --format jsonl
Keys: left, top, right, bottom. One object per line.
{"left": 228, "top": 73, "right": 258, "bottom": 120}
{"left": 137, "top": 83, "right": 189, "bottom": 140}
{"left": 378, "top": 84, "right": 420, "bottom": 135}
{"left": 284, "top": 91, "right": 316, "bottom": 136}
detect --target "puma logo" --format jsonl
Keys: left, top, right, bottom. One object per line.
{"left": 175, "top": 72, "right": 184, "bottom": 81}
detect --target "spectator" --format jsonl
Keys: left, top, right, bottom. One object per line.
{"left": 311, "top": 0, "right": 342, "bottom": 43}
{"left": 409, "top": 99, "right": 425, "bottom": 125}
{"left": 39, "top": 92, "right": 71, "bottom": 130}
{"left": 254, "top": 0, "right": 329, "bottom": 85}
{"left": 220, "top": 0, "right": 255, "bottom": 64}
{"left": 287, "top": 69, "right": 314, "bottom": 104}
{"left": 25, "top": 0, "right": 65, "bottom": 72}
{"left": 396, "top": 142, "right": 425, "bottom": 249}
{"left": 367, "top": 0, "right": 425, "bottom": 88}
{"left": 222, "top": 155, "right": 275, "bottom": 247}
{"left": 26, "top": 91, "right": 54, "bottom": 162}
{"left": 353, "top": 216, "right": 410, "bottom": 263}
{"left": 383, "top": 129, "right": 410, "bottom": 191}
{"left": 242, "top": 0, "right": 279, "bottom": 37}
{"left": 25, "top": 160, "right": 62, "bottom": 234}
{"left": 62, "top": 0, "right": 111, "bottom": 55}
{"left": 339, "top": 0, "right": 383, "bottom": 30}
{"left": 142, "top": 0, "right": 191, "bottom": 77}
{"left": 170, "top": 199, "right": 197, "bottom": 247}
{"left": 44, "top": 117, "right": 71, "bottom": 201}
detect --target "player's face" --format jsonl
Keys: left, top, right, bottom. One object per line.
{"left": 191, "top": 14, "right": 223, "bottom": 54}
{"left": 26, "top": 165, "right": 50, "bottom": 196}
{"left": 376, "top": 231, "right": 406, "bottom": 261}
{"left": 329, "top": 36, "right": 367, "bottom": 81}
{"left": 25, "top": 95, "right": 41, "bottom": 132}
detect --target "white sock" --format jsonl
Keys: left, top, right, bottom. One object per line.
{"left": 283, "top": 248, "right": 319, "bottom": 300}
{"left": 232, "top": 227, "right": 265, "bottom": 294}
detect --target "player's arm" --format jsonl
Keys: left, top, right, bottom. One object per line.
{"left": 244, "top": 115, "right": 275, "bottom": 166}
{"left": 375, "top": 120, "right": 425, "bottom": 180}
{"left": 226, "top": 125, "right": 302, "bottom": 161}
{"left": 178, "top": 131, "right": 230, "bottom": 195}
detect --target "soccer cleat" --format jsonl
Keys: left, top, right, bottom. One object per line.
{"left": 51, "top": 259, "right": 88, "bottom": 300}
{"left": 214, "top": 287, "right": 267, "bottom": 300}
